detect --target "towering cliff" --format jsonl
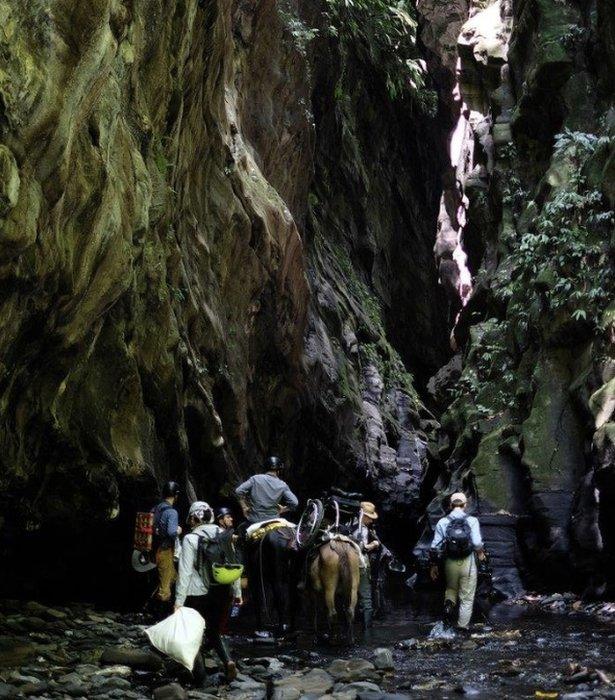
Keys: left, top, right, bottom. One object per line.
{"left": 0, "top": 0, "right": 613, "bottom": 600}
{"left": 0, "top": 0, "right": 448, "bottom": 597}
{"left": 416, "top": 0, "right": 615, "bottom": 595}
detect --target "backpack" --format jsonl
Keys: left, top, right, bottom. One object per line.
{"left": 196, "top": 528, "right": 242, "bottom": 585}
{"left": 134, "top": 511, "right": 155, "bottom": 553}
{"left": 444, "top": 515, "right": 473, "bottom": 559}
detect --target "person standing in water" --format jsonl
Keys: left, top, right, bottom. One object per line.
{"left": 175, "top": 501, "right": 242, "bottom": 685}
{"left": 353, "top": 501, "right": 381, "bottom": 632}
{"left": 152, "top": 481, "right": 182, "bottom": 607}
{"left": 430, "top": 492, "right": 486, "bottom": 631}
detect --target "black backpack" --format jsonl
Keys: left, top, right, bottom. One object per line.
{"left": 444, "top": 515, "right": 473, "bottom": 559}
{"left": 196, "top": 528, "right": 241, "bottom": 582}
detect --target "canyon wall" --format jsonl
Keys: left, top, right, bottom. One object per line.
{"left": 0, "top": 0, "right": 448, "bottom": 598}
{"left": 416, "top": 0, "right": 615, "bottom": 596}
{"left": 0, "top": 0, "right": 613, "bottom": 600}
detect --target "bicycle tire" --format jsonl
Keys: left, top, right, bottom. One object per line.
{"left": 295, "top": 498, "right": 324, "bottom": 549}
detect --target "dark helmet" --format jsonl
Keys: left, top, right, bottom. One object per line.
{"left": 162, "top": 481, "right": 180, "bottom": 498}
{"left": 263, "top": 455, "right": 284, "bottom": 473}
{"left": 215, "top": 507, "right": 233, "bottom": 522}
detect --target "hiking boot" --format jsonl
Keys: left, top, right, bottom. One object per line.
{"left": 443, "top": 599, "right": 456, "bottom": 625}
{"left": 225, "top": 661, "right": 237, "bottom": 682}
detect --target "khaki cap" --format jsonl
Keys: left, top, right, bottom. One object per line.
{"left": 450, "top": 492, "right": 467, "bottom": 506}
{"left": 361, "top": 501, "right": 379, "bottom": 520}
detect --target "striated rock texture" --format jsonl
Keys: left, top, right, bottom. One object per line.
{"left": 2, "top": 0, "right": 612, "bottom": 603}
{"left": 416, "top": 0, "right": 615, "bottom": 596}
{"left": 0, "top": 0, "right": 448, "bottom": 597}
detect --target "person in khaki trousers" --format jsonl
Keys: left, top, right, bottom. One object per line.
{"left": 429, "top": 492, "right": 486, "bottom": 631}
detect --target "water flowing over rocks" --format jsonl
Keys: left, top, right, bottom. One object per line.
{"left": 1, "top": 599, "right": 614, "bottom": 699}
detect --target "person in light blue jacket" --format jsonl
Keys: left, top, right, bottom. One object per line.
{"left": 430, "top": 492, "right": 486, "bottom": 630}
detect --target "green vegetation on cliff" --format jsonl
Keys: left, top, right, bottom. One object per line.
{"left": 326, "top": 0, "right": 437, "bottom": 111}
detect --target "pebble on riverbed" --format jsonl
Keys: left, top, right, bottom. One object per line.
{"left": 510, "top": 592, "right": 615, "bottom": 621}
{"left": 2, "top": 598, "right": 615, "bottom": 700}
{"left": 0, "top": 600, "right": 396, "bottom": 700}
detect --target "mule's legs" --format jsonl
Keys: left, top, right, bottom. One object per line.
{"left": 271, "top": 568, "right": 288, "bottom": 634}
{"left": 346, "top": 574, "right": 358, "bottom": 644}
{"left": 323, "top": 567, "right": 339, "bottom": 639}
{"left": 310, "top": 557, "right": 322, "bottom": 640}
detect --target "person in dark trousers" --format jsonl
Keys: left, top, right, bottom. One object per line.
{"left": 152, "top": 481, "right": 182, "bottom": 605}
{"left": 175, "top": 501, "right": 241, "bottom": 685}
{"left": 430, "top": 492, "right": 486, "bottom": 631}
{"left": 235, "top": 456, "right": 298, "bottom": 524}
{"left": 352, "top": 501, "right": 380, "bottom": 632}
{"left": 215, "top": 507, "right": 243, "bottom": 632}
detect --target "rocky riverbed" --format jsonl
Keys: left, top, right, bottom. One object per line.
{"left": 1, "top": 599, "right": 614, "bottom": 700}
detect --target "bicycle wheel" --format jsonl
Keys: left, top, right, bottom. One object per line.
{"left": 295, "top": 499, "right": 324, "bottom": 549}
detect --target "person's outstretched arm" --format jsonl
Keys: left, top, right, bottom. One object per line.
{"left": 429, "top": 519, "right": 446, "bottom": 581}
{"left": 470, "top": 517, "right": 486, "bottom": 560}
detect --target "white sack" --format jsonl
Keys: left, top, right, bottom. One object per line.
{"left": 144, "top": 607, "right": 205, "bottom": 670}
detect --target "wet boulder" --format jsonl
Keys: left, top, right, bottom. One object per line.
{"left": 100, "top": 647, "right": 163, "bottom": 672}
{"left": 273, "top": 669, "right": 334, "bottom": 699}
{"left": 154, "top": 683, "right": 188, "bottom": 700}
{"left": 328, "top": 659, "right": 377, "bottom": 683}
{"left": 372, "top": 648, "right": 394, "bottom": 671}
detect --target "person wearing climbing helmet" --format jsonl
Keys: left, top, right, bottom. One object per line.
{"left": 174, "top": 501, "right": 242, "bottom": 685}
{"left": 429, "top": 492, "right": 486, "bottom": 632}
{"left": 151, "top": 481, "right": 182, "bottom": 606}
{"left": 215, "top": 507, "right": 234, "bottom": 530}
{"left": 235, "top": 456, "right": 298, "bottom": 524}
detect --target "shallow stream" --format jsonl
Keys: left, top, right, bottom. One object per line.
{"left": 233, "top": 602, "right": 615, "bottom": 699}
{"left": 1, "top": 597, "right": 614, "bottom": 699}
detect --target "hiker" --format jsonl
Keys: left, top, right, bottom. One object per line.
{"left": 352, "top": 501, "right": 381, "bottom": 631}
{"left": 429, "top": 492, "right": 486, "bottom": 631}
{"left": 214, "top": 507, "right": 243, "bottom": 628}
{"left": 175, "top": 501, "right": 242, "bottom": 684}
{"left": 235, "top": 456, "right": 298, "bottom": 524}
{"left": 215, "top": 507, "right": 234, "bottom": 530}
{"left": 152, "top": 481, "right": 182, "bottom": 605}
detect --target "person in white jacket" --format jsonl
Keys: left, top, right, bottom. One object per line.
{"left": 174, "top": 501, "right": 242, "bottom": 684}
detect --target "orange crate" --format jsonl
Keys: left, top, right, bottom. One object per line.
{"left": 134, "top": 511, "right": 154, "bottom": 552}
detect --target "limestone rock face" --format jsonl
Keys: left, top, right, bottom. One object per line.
{"left": 2, "top": 0, "right": 611, "bottom": 600}
{"left": 0, "top": 0, "right": 448, "bottom": 596}
{"left": 416, "top": 0, "right": 615, "bottom": 595}
{"left": 0, "top": 0, "right": 310, "bottom": 525}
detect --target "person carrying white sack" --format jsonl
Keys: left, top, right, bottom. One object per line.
{"left": 174, "top": 501, "right": 242, "bottom": 685}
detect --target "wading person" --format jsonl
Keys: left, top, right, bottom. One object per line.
{"left": 152, "top": 481, "right": 182, "bottom": 607}
{"left": 353, "top": 501, "right": 380, "bottom": 632}
{"left": 215, "top": 507, "right": 243, "bottom": 630}
{"left": 175, "top": 501, "right": 242, "bottom": 685}
{"left": 429, "top": 492, "right": 486, "bottom": 632}
{"left": 215, "top": 507, "right": 234, "bottom": 531}
{"left": 235, "top": 456, "right": 298, "bottom": 524}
